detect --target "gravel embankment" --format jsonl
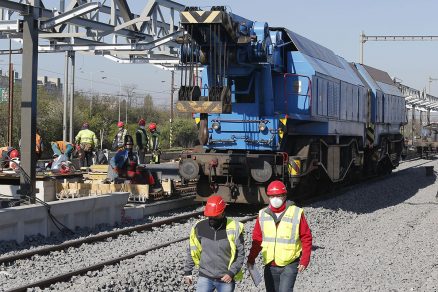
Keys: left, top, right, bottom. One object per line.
{"left": 3, "top": 158, "right": 438, "bottom": 291}
{"left": 0, "top": 205, "right": 203, "bottom": 291}
{"left": 0, "top": 205, "right": 203, "bottom": 257}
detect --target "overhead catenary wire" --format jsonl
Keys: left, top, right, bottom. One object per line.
{"left": 0, "top": 63, "right": 172, "bottom": 96}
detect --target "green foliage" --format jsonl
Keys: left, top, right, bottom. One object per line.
{"left": 160, "top": 118, "right": 199, "bottom": 149}
{"left": 0, "top": 85, "right": 199, "bottom": 157}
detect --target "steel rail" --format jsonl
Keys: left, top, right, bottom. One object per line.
{"left": 3, "top": 156, "right": 433, "bottom": 292}
{"left": 0, "top": 210, "right": 204, "bottom": 266}
{"left": 5, "top": 215, "right": 258, "bottom": 292}
{"left": 296, "top": 156, "right": 434, "bottom": 205}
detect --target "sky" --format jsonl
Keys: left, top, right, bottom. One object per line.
{"left": 1, "top": 0, "right": 438, "bottom": 107}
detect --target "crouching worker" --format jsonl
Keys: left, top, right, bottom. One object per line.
{"left": 107, "top": 135, "right": 153, "bottom": 184}
{"left": 50, "top": 140, "right": 74, "bottom": 160}
{"left": 0, "top": 147, "right": 20, "bottom": 169}
{"left": 183, "top": 195, "right": 244, "bottom": 292}
{"left": 46, "top": 154, "right": 73, "bottom": 174}
{"left": 247, "top": 180, "right": 312, "bottom": 292}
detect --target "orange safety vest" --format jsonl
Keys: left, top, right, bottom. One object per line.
{"left": 54, "top": 141, "right": 72, "bottom": 153}
{"left": 36, "top": 134, "right": 42, "bottom": 154}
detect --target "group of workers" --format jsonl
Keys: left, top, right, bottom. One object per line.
{"left": 0, "top": 119, "right": 160, "bottom": 175}
{"left": 105, "top": 119, "right": 160, "bottom": 183}
{"left": 184, "top": 180, "right": 313, "bottom": 292}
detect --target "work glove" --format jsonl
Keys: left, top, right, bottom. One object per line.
{"left": 183, "top": 275, "right": 193, "bottom": 285}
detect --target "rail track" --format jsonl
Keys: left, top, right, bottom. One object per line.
{"left": 2, "top": 157, "right": 435, "bottom": 292}
{"left": 293, "top": 153, "right": 434, "bottom": 205}
{"left": 0, "top": 210, "right": 203, "bottom": 267}
{"left": 4, "top": 214, "right": 258, "bottom": 292}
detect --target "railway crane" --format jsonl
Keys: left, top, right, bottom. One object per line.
{"left": 176, "top": 6, "right": 406, "bottom": 203}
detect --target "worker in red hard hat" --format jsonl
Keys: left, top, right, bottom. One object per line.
{"left": 247, "top": 180, "right": 313, "bottom": 291}
{"left": 0, "top": 146, "right": 20, "bottom": 168}
{"left": 106, "top": 135, "right": 154, "bottom": 185}
{"left": 148, "top": 122, "right": 160, "bottom": 164}
{"left": 135, "top": 118, "right": 148, "bottom": 164}
{"left": 112, "top": 121, "right": 128, "bottom": 151}
{"left": 184, "top": 195, "right": 244, "bottom": 291}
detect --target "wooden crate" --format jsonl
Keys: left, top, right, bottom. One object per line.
{"left": 56, "top": 182, "right": 150, "bottom": 200}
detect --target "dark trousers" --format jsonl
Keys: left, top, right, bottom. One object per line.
{"left": 137, "top": 148, "right": 146, "bottom": 164}
{"left": 264, "top": 260, "right": 299, "bottom": 292}
{"left": 79, "top": 150, "right": 93, "bottom": 167}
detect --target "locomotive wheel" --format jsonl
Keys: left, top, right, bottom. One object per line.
{"left": 198, "top": 116, "right": 208, "bottom": 145}
{"left": 250, "top": 161, "right": 273, "bottom": 183}
{"left": 179, "top": 158, "right": 200, "bottom": 180}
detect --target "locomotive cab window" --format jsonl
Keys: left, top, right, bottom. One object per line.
{"left": 232, "top": 75, "right": 255, "bottom": 103}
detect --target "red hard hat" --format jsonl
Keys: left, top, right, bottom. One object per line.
{"left": 266, "top": 180, "right": 287, "bottom": 196}
{"left": 149, "top": 122, "right": 156, "bottom": 131}
{"left": 138, "top": 118, "right": 146, "bottom": 126}
{"left": 60, "top": 164, "right": 70, "bottom": 174}
{"left": 204, "top": 195, "right": 226, "bottom": 217}
{"left": 117, "top": 121, "right": 124, "bottom": 127}
{"left": 9, "top": 149, "right": 20, "bottom": 159}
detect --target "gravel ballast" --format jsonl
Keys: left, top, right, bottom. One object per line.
{"left": 1, "top": 158, "right": 437, "bottom": 291}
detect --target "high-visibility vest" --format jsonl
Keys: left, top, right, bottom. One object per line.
{"left": 75, "top": 129, "right": 97, "bottom": 147}
{"left": 136, "top": 128, "right": 148, "bottom": 148}
{"left": 36, "top": 134, "right": 42, "bottom": 153}
{"left": 148, "top": 132, "right": 160, "bottom": 151}
{"left": 259, "top": 205, "right": 303, "bottom": 266}
{"left": 189, "top": 218, "right": 244, "bottom": 281}
{"left": 115, "top": 129, "right": 128, "bottom": 147}
{"left": 54, "top": 141, "right": 72, "bottom": 153}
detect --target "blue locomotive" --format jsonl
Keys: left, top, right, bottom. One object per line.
{"left": 176, "top": 6, "right": 406, "bottom": 203}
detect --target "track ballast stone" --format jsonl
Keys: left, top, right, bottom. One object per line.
{"left": 2, "top": 159, "right": 437, "bottom": 291}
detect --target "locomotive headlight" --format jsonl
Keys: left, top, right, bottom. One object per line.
{"left": 259, "top": 122, "right": 267, "bottom": 132}
{"left": 212, "top": 121, "right": 221, "bottom": 131}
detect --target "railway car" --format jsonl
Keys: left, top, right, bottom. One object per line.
{"left": 176, "top": 6, "right": 406, "bottom": 203}
{"left": 414, "top": 123, "right": 438, "bottom": 158}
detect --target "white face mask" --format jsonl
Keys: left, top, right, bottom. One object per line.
{"left": 140, "top": 126, "right": 145, "bottom": 129}
{"left": 269, "top": 197, "right": 285, "bottom": 208}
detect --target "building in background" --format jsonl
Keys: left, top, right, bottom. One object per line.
{"left": 0, "top": 71, "right": 63, "bottom": 102}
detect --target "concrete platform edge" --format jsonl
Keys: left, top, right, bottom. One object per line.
{"left": 0, "top": 192, "right": 129, "bottom": 243}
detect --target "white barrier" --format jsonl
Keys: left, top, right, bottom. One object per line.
{"left": 0, "top": 192, "right": 129, "bottom": 243}
{"left": 0, "top": 180, "right": 58, "bottom": 202}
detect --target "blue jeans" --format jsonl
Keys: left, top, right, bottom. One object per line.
{"left": 196, "top": 276, "right": 235, "bottom": 292}
{"left": 51, "top": 143, "right": 74, "bottom": 158}
{"left": 264, "top": 260, "right": 299, "bottom": 292}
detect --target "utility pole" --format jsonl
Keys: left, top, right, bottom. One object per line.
{"left": 7, "top": 39, "right": 14, "bottom": 147}
{"left": 412, "top": 105, "right": 416, "bottom": 143}
{"left": 89, "top": 71, "right": 93, "bottom": 117}
{"left": 20, "top": 8, "right": 38, "bottom": 203}
{"left": 169, "top": 70, "right": 175, "bottom": 148}
{"left": 69, "top": 51, "right": 75, "bottom": 142}
{"left": 63, "top": 51, "right": 69, "bottom": 142}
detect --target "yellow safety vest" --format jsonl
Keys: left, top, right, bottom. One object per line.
{"left": 75, "top": 129, "right": 97, "bottom": 147}
{"left": 136, "top": 128, "right": 148, "bottom": 148}
{"left": 189, "top": 218, "right": 244, "bottom": 281}
{"left": 259, "top": 205, "right": 303, "bottom": 266}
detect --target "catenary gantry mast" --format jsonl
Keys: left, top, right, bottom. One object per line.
{"left": 0, "top": 0, "right": 185, "bottom": 202}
